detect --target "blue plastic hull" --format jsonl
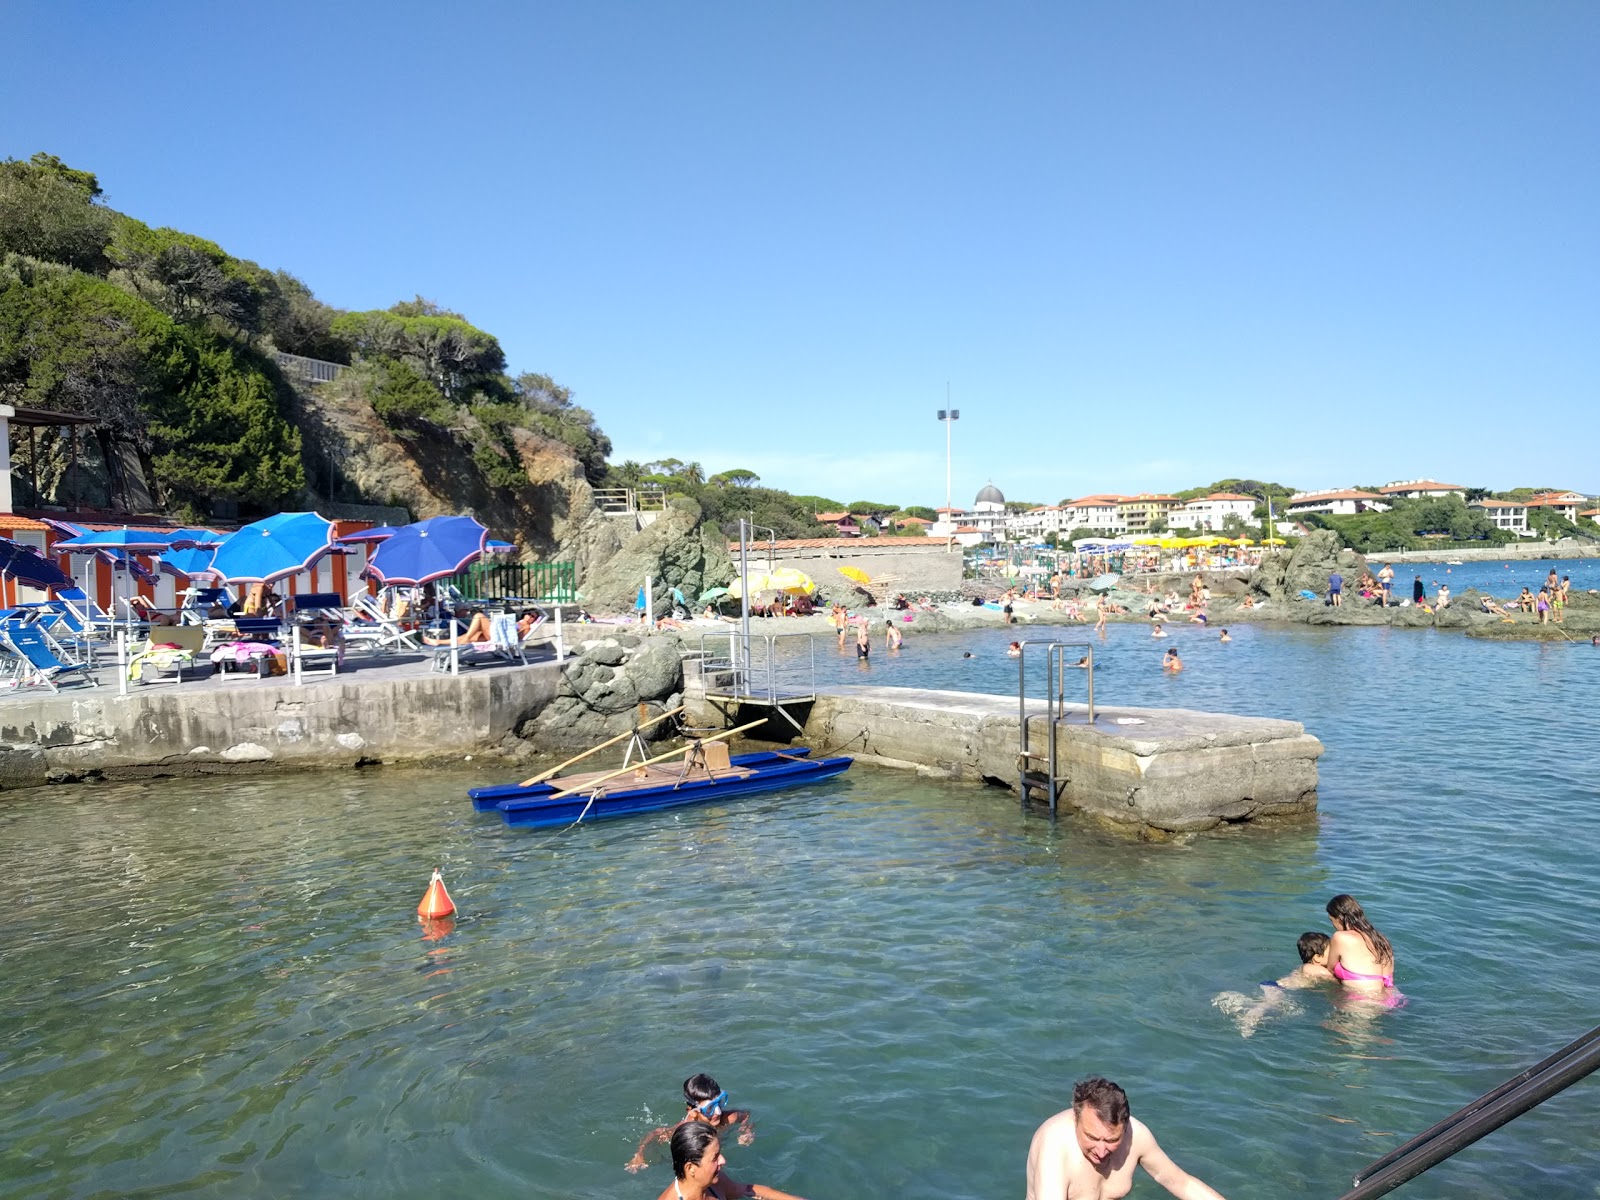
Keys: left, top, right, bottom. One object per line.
{"left": 469, "top": 748, "right": 813, "bottom": 812}
{"left": 485, "top": 754, "right": 852, "bottom": 829}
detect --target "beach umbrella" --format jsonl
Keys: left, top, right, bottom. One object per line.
{"left": 485, "top": 539, "right": 516, "bottom": 555}
{"left": 336, "top": 525, "right": 403, "bottom": 545}
{"left": 159, "top": 546, "right": 220, "bottom": 580}
{"left": 167, "top": 527, "right": 226, "bottom": 549}
{"left": 1089, "top": 573, "right": 1122, "bottom": 592}
{"left": 52, "top": 527, "right": 175, "bottom": 554}
{"left": 0, "top": 538, "right": 74, "bottom": 590}
{"left": 1234, "top": 537, "right": 1255, "bottom": 546}
{"left": 838, "top": 565, "right": 872, "bottom": 585}
{"left": 210, "top": 512, "right": 336, "bottom": 585}
{"left": 729, "top": 567, "right": 815, "bottom": 598}
{"left": 698, "top": 586, "right": 731, "bottom": 603}
{"left": 1262, "top": 537, "right": 1287, "bottom": 545}
{"left": 366, "top": 514, "right": 489, "bottom": 587}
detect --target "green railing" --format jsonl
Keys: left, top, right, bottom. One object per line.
{"left": 447, "top": 561, "right": 576, "bottom": 603}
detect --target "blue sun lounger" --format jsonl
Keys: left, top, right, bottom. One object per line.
{"left": 0, "top": 623, "right": 99, "bottom": 692}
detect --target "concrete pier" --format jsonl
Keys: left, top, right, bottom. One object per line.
{"left": 0, "top": 659, "right": 563, "bottom": 788}
{"left": 692, "top": 683, "right": 1322, "bottom": 836}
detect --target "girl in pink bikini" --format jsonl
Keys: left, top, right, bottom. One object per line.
{"left": 1325, "top": 893, "right": 1395, "bottom": 992}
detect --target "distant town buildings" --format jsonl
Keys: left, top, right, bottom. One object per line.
{"left": 811, "top": 476, "right": 1596, "bottom": 544}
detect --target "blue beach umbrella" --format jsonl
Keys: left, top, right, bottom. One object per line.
{"left": 336, "top": 525, "right": 403, "bottom": 545}
{"left": 210, "top": 512, "right": 336, "bottom": 585}
{"left": 167, "top": 527, "right": 226, "bottom": 550}
{"left": 367, "top": 515, "right": 489, "bottom": 587}
{"left": 485, "top": 539, "right": 516, "bottom": 555}
{"left": 0, "top": 537, "right": 74, "bottom": 590}
{"left": 52, "top": 527, "right": 175, "bottom": 554}
{"left": 159, "top": 546, "right": 219, "bottom": 580}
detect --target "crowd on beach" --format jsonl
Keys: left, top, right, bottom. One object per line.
{"left": 627, "top": 894, "right": 1398, "bottom": 1200}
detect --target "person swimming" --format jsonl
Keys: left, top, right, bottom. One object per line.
{"left": 1326, "top": 893, "right": 1395, "bottom": 990}
{"left": 1162, "top": 647, "right": 1182, "bottom": 673}
{"left": 1219, "top": 629, "right": 1231, "bottom": 643}
{"left": 1006, "top": 641, "right": 1022, "bottom": 657}
{"left": 628, "top": 1074, "right": 755, "bottom": 1173}
{"left": 1214, "top": 931, "right": 1335, "bottom": 1038}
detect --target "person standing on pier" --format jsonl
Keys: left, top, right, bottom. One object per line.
{"left": 1026, "top": 1077, "right": 1227, "bottom": 1200}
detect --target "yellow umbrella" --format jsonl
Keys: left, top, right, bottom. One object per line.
{"left": 1132, "top": 536, "right": 1163, "bottom": 546}
{"left": 1158, "top": 536, "right": 1189, "bottom": 549}
{"left": 838, "top": 565, "right": 872, "bottom": 585}
{"left": 1261, "top": 537, "right": 1286, "bottom": 545}
{"left": 728, "top": 567, "right": 816, "bottom": 598}
{"left": 1234, "top": 537, "right": 1255, "bottom": 545}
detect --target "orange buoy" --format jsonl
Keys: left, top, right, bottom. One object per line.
{"left": 417, "top": 867, "right": 455, "bottom": 920}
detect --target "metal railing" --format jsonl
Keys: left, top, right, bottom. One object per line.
{"left": 697, "top": 632, "right": 817, "bottom": 706}
{"left": 1016, "top": 640, "right": 1097, "bottom": 818}
{"left": 1335, "top": 1024, "right": 1600, "bottom": 1200}
{"left": 447, "top": 560, "right": 576, "bottom": 603}
{"left": 272, "top": 351, "right": 346, "bottom": 384}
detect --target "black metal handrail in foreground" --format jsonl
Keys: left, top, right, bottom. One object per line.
{"left": 1335, "top": 1024, "right": 1600, "bottom": 1200}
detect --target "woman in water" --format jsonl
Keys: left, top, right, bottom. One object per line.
{"left": 653, "top": 1121, "right": 806, "bottom": 1200}
{"left": 1325, "top": 893, "right": 1395, "bottom": 993}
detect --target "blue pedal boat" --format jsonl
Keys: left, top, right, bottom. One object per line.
{"left": 469, "top": 747, "right": 852, "bottom": 829}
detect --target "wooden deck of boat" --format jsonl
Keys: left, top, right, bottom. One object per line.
{"left": 551, "top": 761, "right": 755, "bottom": 797}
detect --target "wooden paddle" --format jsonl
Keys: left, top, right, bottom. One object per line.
{"left": 548, "top": 719, "right": 768, "bottom": 800}
{"left": 519, "top": 706, "right": 685, "bottom": 786}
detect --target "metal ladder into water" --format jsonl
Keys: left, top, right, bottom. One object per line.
{"left": 1015, "top": 640, "right": 1097, "bottom": 818}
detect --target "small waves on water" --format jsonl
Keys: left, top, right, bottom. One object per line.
{"left": 1, "top": 618, "right": 1599, "bottom": 1198}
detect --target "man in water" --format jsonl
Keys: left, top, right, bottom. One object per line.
{"left": 1026, "top": 1076, "right": 1227, "bottom": 1200}
{"left": 1377, "top": 563, "right": 1395, "bottom": 607}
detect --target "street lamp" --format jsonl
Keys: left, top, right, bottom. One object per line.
{"left": 937, "top": 405, "right": 959, "bottom": 537}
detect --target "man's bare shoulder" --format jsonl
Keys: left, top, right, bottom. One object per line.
{"left": 1032, "top": 1109, "right": 1077, "bottom": 1145}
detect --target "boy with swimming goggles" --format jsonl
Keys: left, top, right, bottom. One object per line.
{"left": 626, "top": 1074, "right": 755, "bottom": 1173}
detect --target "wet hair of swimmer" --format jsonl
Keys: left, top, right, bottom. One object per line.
{"left": 1326, "top": 893, "right": 1394, "bottom": 964}
{"left": 683, "top": 1073, "right": 723, "bottom": 1105}
{"left": 671, "top": 1121, "right": 722, "bottom": 1179}
{"left": 1072, "top": 1076, "right": 1130, "bottom": 1127}
{"left": 1297, "top": 931, "right": 1331, "bottom": 963}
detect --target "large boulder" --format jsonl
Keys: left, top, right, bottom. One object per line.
{"left": 572, "top": 505, "right": 735, "bottom": 615}
{"left": 518, "top": 637, "right": 685, "bottom": 749}
{"left": 1253, "top": 530, "right": 1368, "bottom": 601}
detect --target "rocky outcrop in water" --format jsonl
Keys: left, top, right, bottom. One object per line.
{"left": 564, "top": 506, "right": 735, "bottom": 614}
{"left": 515, "top": 633, "right": 684, "bottom": 750}
{"left": 1252, "top": 529, "right": 1369, "bottom": 601}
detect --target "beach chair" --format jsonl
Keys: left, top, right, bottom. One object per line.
{"left": 0, "top": 623, "right": 98, "bottom": 692}
{"left": 290, "top": 624, "right": 341, "bottom": 685}
{"left": 429, "top": 612, "right": 527, "bottom": 672}
{"left": 129, "top": 625, "right": 209, "bottom": 685}
{"left": 203, "top": 615, "right": 282, "bottom": 648}
{"left": 55, "top": 587, "right": 120, "bottom": 637}
{"left": 179, "top": 587, "right": 235, "bottom": 625}
{"left": 344, "top": 594, "right": 420, "bottom": 653}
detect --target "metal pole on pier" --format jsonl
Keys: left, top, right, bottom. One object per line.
{"left": 739, "top": 520, "right": 751, "bottom": 699}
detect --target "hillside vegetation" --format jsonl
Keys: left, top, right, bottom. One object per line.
{"left": 0, "top": 153, "right": 607, "bottom": 523}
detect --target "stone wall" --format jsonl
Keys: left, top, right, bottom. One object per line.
{"left": 0, "top": 663, "right": 563, "bottom": 788}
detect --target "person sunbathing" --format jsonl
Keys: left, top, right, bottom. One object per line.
{"left": 128, "top": 595, "right": 176, "bottom": 626}
{"left": 422, "top": 608, "right": 492, "bottom": 645}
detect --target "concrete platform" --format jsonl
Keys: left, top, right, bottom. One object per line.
{"left": 0, "top": 652, "right": 564, "bottom": 788}
{"left": 698, "top": 683, "right": 1323, "bottom": 836}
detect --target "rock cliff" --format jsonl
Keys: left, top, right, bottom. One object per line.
{"left": 288, "top": 374, "right": 595, "bottom": 556}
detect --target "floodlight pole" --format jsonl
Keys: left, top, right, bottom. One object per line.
{"left": 938, "top": 397, "right": 960, "bottom": 551}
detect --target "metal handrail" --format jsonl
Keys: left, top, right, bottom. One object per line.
{"left": 696, "top": 632, "right": 816, "bottom": 706}
{"left": 1016, "top": 640, "right": 1097, "bottom": 818}
{"left": 1335, "top": 1024, "right": 1600, "bottom": 1200}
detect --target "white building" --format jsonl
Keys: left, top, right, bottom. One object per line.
{"left": 1378, "top": 479, "right": 1467, "bottom": 500}
{"left": 1168, "top": 492, "right": 1257, "bottom": 531}
{"left": 1525, "top": 491, "right": 1587, "bottom": 522}
{"left": 1468, "top": 499, "right": 1531, "bottom": 536}
{"left": 1060, "top": 495, "right": 1129, "bottom": 533}
{"left": 1285, "top": 489, "right": 1391, "bottom": 517}
{"left": 929, "top": 484, "right": 1007, "bottom": 545}
{"left": 1006, "top": 505, "right": 1072, "bottom": 539}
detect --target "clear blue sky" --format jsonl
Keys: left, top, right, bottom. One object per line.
{"left": 7, "top": 2, "right": 1597, "bottom": 508}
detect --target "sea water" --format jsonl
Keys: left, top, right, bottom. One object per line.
{"left": 1, "top": 622, "right": 1598, "bottom": 1199}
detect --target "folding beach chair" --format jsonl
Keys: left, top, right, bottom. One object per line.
{"left": 344, "top": 594, "right": 420, "bottom": 653}
{"left": 55, "top": 587, "right": 120, "bottom": 637}
{"left": 0, "top": 623, "right": 99, "bottom": 692}
{"left": 179, "top": 587, "right": 235, "bottom": 625}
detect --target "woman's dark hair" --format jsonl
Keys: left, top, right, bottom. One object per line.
{"left": 1073, "top": 1076, "right": 1130, "bottom": 1126}
{"left": 683, "top": 1074, "right": 722, "bottom": 1104}
{"left": 1327, "top": 894, "right": 1394, "bottom": 965}
{"left": 671, "top": 1121, "right": 721, "bottom": 1179}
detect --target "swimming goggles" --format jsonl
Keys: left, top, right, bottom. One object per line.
{"left": 695, "top": 1091, "right": 729, "bottom": 1117}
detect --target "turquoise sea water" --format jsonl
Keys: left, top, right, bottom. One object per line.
{"left": 2, "top": 622, "right": 1599, "bottom": 1199}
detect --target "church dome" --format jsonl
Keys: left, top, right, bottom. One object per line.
{"left": 974, "top": 482, "right": 1005, "bottom": 506}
